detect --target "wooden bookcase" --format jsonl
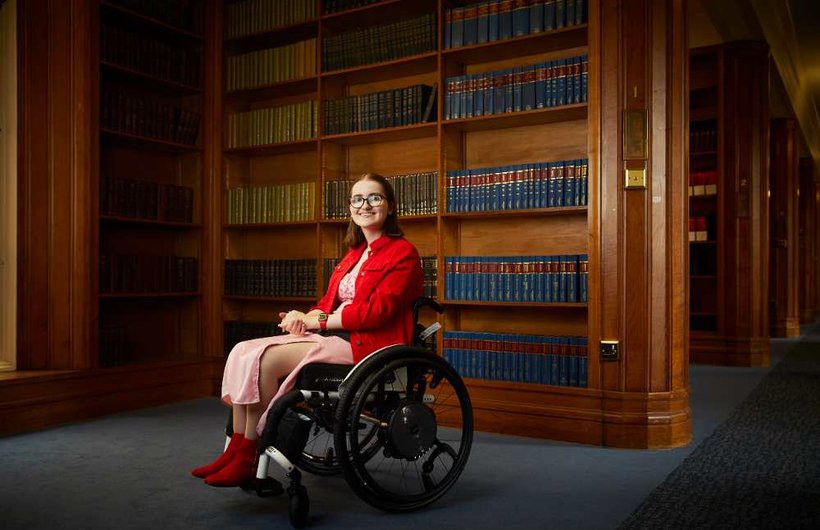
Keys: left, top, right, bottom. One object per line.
{"left": 688, "top": 47, "right": 721, "bottom": 335}
{"left": 217, "top": 0, "right": 595, "bottom": 441}
{"left": 96, "top": 0, "right": 205, "bottom": 367}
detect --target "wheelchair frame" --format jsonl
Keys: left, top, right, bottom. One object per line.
{"left": 243, "top": 298, "right": 474, "bottom": 528}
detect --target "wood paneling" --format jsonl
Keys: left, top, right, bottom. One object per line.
{"left": 798, "top": 158, "right": 816, "bottom": 323}
{"left": 769, "top": 118, "right": 800, "bottom": 337}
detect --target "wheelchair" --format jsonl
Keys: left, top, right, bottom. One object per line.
{"left": 227, "top": 298, "right": 473, "bottom": 528}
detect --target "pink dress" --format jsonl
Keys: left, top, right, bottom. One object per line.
{"left": 221, "top": 271, "right": 358, "bottom": 436}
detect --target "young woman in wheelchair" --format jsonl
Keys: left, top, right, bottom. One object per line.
{"left": 192, "top": 172, "right": 423, "bottom": 487}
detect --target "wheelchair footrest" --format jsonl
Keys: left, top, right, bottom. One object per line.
{"left": 248, "top": 477, "right": 284, "bottom": 498}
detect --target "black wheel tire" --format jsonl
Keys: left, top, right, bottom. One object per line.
{"left": 333, "top": 346, "right": 473, "bottom": 513}
{"left": 287, "top": 486, "right": 309, "bottom": 529}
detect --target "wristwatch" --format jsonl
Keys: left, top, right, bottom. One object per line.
{"left": 317, "top": 312, "right": 328, "bottom": 331}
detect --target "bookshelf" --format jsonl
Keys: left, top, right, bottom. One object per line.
{"left": 97, "top": 0, "right": 204, "bottom": 367}
{"left": 688, "top": 48, "right": 720, "bottom": 334}
{"left": 218, "top": 0, "right": 594, "bottom": 441}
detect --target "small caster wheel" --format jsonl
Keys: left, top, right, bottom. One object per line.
{"left": 287, "top": 485, "right": 309, "bottom": 528}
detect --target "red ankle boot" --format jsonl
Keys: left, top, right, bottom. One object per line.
{"left": 191, "top": 433, "right": 244, "bottom": 479}
{"left": 205, "top": 436, "right": 257, "bottom": 487}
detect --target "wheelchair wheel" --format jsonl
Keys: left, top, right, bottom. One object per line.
{"left": 287, "top": 484, "right": 309, "bottom": 529}
{"left": 333, "top": 346, "right": 473, "bottom": 512}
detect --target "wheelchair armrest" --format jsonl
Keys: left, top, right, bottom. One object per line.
{"left": 413, "top": 296, "right": 444, "bottom": 324}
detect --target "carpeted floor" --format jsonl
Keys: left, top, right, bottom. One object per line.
{"left": 618, "top": 331, "right": 820, "bottom": 529}
{"left": 0, "top": 327, "right": 816, "bottom": 529}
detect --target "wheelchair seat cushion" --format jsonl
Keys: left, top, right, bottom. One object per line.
{"left": 295, "top": 363, "right": 354, "bottom": 391}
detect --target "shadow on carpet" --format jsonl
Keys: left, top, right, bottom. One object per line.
{"left": 618, "top": 338, "right": 820, "bottom": 530}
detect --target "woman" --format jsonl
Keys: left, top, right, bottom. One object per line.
{"left": 192, "top": 173, "right": 423, "bottom": 487}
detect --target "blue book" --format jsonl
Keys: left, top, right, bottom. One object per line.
{"left": 451, "top": 7, "right": 465, "bottom": 48}
{"left": 523, "top": 64, "right": 536, "bottom": 111}
{"left": 544, "top": 0, "right": 556, "bottom": 30}
{"left": 464, "top": 74, "right": 474, "bottom": 118}
{"left": 549, "top": 338, "right": 560, "bottom": 384}
{"left": 498, "top": 0, "right": 513, "bottom": 40}
{"left": 580, "top": 158, "right": 588, "bottom": 205}
{"left": 564, "top": 159, "right": 576, "bottom": 206}
{"left": 477, "top": 1, "right": 490, "bottom": 43}
{"left": 546, "top": 59, "right": 556, "bottom": 107}
{"left": 579, "top": 253, "right": 589, "bottom": 302}
{"left": 579, "top": 355, "right": 588, "bottom": 387}
{"left": 444, "top": 7, "right": 452, "bottom": 49}
{"left": 535, "top": 61, "right": 547, "bottom": 108}
{"left": 567, "top": 254, "right": 578, "bottom": 302}
{"left": 445, "top": 257, "right": 453, "bottom": 299}
{"left": 559, "top": 339, "right": 570, "bottom": 386}
{"left": 581, "top": 55, "right": 588, "bottom": 101}
{"left": 558, "top": 58, "right": 568, "bottom": 106}
{"left": 569, "top": 338, "right": 579, "bottom": 386}
{"left": 488, "top": 0, "right": 500, "bottom": 41}
{"left": 484, "top": 72, "right": 495, "bottom": 114}
{"left": 512, "top": 66, "right": 524, "bottom": 112}
{"left": 503, "top": 68, "right": 514, "bottom": 113}
{"left": 474, "top": 73, "right": 485, "bottom": 117}
{"left": 494, "top": 71, "right": 507, "bottom": 114}
{"left": 530, "top": 0, "right": 544, "bottom": 33}
{"left": 550, "top": 256, "right": 561, "bottom": 302}
{"left": 512, "top": 0, "right": 530, "bottom": 36}
{"left": 464, "top": 4, "right": 479, "bottom": 46}
{"left": 573, "top": 56, "right": 583, "bottom": 103}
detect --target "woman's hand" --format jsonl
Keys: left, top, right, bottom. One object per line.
{"left": 278, "top": 310, "right": 309, "bottom": 335}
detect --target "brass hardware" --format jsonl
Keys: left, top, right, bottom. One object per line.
{"left": 625, "top": 168, "right": 646, "bottom": 189}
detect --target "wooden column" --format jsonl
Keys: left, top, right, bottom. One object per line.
{"left": 17, "top": 0, "right": 94, "bottom": 369}
{"left": 596, "top": 0, "right": 690, "bottom": 448}
{"left": 690, "top": 42, "right": 771, "bottom": 366}
{"left": 768, "top": 118, "right": 800, "bottom": 337}
{"left": 798, "top": 158, "right": 816, "bottom": 323}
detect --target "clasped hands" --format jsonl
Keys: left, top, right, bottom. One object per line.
{"left": 278, "top": 309, "right": 320, "bottom": 335}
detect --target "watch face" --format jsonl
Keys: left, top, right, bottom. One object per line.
{"left": 318, "top": 312, "right": 328, "bottom": 321}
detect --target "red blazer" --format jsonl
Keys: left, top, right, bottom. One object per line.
{"left": 312, "top": 235, "right": 423, "bottom": 363}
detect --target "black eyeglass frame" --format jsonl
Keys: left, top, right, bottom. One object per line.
{"left": 348, "top": 193, "right": 386, "bottom": 208}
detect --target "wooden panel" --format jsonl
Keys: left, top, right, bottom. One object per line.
{"left": 346, "top": 137, "right": 439, "bottom": 176}
{"left": 465, "top": 119, "right": 588, "bottom": 167}
{"left": 225, "top": 225, "right": 319, "bottom": 259}
{"left": 453, "top": 216, "right": 588, "bottom": 255}
{"left": 798, "top": 158, "right": 816, "bottom": 323}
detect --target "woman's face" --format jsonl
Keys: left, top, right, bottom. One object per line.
{"left": 349, "top": 179, "right": 390, "bottom": 233}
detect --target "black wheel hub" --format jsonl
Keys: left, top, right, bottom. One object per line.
{"left": 387, "top": 401, "right": 437, "bottom": 460}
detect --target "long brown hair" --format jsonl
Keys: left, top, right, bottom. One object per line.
{"left": 343, "top": 173, "right": 404, "bottom": 248}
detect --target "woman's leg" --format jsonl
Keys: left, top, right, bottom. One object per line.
{"left": 244, "top": 342, "right": 313, "bottom": 439}
{"left": 205, "top": 342, "right": 312, "bottom": 486}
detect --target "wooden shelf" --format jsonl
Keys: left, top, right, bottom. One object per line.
{"left": 101, "top": 215, "right": 200, "bottom": 229}
{"left": 225, "top": 76, "right": 319, "bottom": 105}
{"left": 321, "top": 122, "right": 436, "bottom": 145}
{"left": 100, "top": 0, "right": 202, "bottom": 41}
{"left": 441, "top": 206, "right": 587, "bottom": 220}
{"left": 442, "top": 301, "right": 588, "bottom": 309}
{"left": 321, "top": 0, "right": 435, "bottom": 31}
{"left": 321, "top": 52, "right": 437, "bottom": 86}
{"left": 224, "top": 138, "right": 318, "bottom": 156}
{"left": 101, "top": 61, "right": 201, "bottom": 95}
{"left": 223, "top": 295, "right": 316, "bottom": 303}
{"left": 224, "top": 19, "right": 319, "bottom": 55}
{"left": 443, "top": 104, "right": 587, "bottom": 133}
{"left": 99, "top": 292, "right": 201, "bottom": 299}
{"left": 223, "top": 220, "right": 317, "bottom": 229}
{"left": 101, "top": 128, "right": 201, "bottom": 153}
{"left": 442, "top": 24, "right": 588, "bottom": 65}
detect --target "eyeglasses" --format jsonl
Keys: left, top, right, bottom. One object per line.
{"left": 349, "top": 193, "right": 385, "bottom": 208}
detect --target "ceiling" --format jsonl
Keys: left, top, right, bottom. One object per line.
{"left": 693, "top": 0, "right": 820, "bottom": 167}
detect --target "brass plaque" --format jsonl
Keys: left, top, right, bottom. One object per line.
{"left": 625, "top": 168, "right": 646, "bottom": 189}
{"left": 624, "top": 109, "right": 647, "bottom": 160}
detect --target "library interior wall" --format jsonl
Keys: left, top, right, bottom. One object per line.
{"left": 0, "top": 0, "right": 16, "bottom": 372}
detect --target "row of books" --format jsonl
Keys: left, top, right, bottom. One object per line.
{"left": 444, "top": 254, "right": 589, "bottom": 303}
{"left": 446, "top": 159, "right": 588, "bottom": 212}
{"left": 688, "top": 216, "right": 710, "bottom": 242}
{"left": 443, "top": 331, "right": 588, "bottom": 387}
{"left": 225, "top": 100, "right": 318, "bottom": 148}
{"left": 100, "top": 177, "right": 194, "bottom": 223}
{"left": 225, "top": 38, "right": 317, "bottom": 92}
{"left": 324, "top": 171, "right": 438, "bottom": 219}
{"left": 421, "top": 256, "right": 438, "bottom": 299}
{"left": 690, "top": 125, "right": 717, "bottom": 153}
{"left": 224, "top": 320, "right": 284, "bottom": 354}
{"left": 99, "top": 254, "right": 198, "bottom": 293}
{"left": 101, "top": 89, "right": 201, "bottom": 146}
{"left": 99, "top": 325, "right": 128, "bottom": 368}
{"left": 445, "top": 0, "right": 588, "bottom": 49}
{"left": 321, "top": 13, "right": 436, "bottom": 72}
{"left": 101, "top": 24, "right": 201, "bottom": 89}
{"left": 323, "top": 84, "right": 437, "bottom": 135}
{"left": 107, "top": 0, "right": 202, "bottom": 33}
{"left": 225, "top": 0, "right": 317, "bottom": 39}
{"left": 445, "top": 55, "right": 588, "bottom": 120}
{"left": 322, "top": 0, "right": 379, "bottom": 14}
{"left": 688, "top": 170, "right": 718, "bottom": 197}
{"left": 226, "top": 182, "right": 316, "bottom": 225}
{"left": 224, "top": 259, "right": 317, "bottom": 298}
